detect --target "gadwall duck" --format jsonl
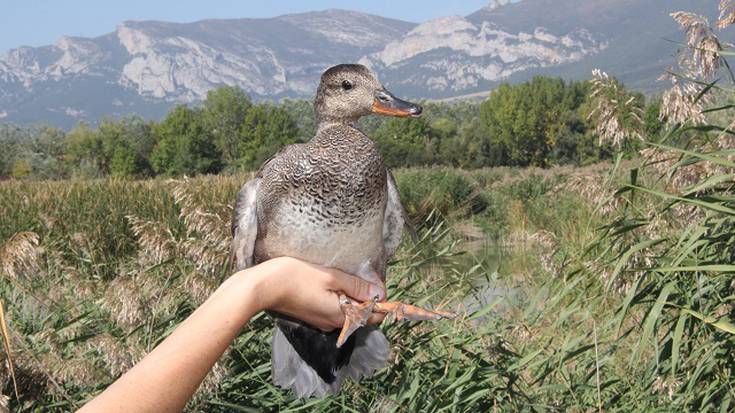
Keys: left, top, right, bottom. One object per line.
{"left": 231, "top": 63, "right": 452, "bottom": 398}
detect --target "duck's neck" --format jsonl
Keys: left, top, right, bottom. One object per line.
{"left": 316, "top": 119, "right": 358, "bottom": 134}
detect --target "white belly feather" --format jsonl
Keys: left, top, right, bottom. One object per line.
{"left": 262, "top": 199, "right": 385, "bottom": 283}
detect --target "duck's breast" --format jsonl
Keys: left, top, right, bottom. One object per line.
{"left": 255, "top": 138, "right": 388, "bottom": 279}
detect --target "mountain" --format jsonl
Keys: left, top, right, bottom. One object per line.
{"left": 0, "top": 0, "right": 728, "bottom": 127}
{"left": 362, "top": 0, "right": 726, "bottom": 98}
{"left": 0, "top": 10, "right": 415, "bottom": 127}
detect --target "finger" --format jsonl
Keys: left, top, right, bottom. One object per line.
{"left": 328, "top": 270, "right": 384, "bottom": 302}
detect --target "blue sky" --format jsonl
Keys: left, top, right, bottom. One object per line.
{"left": 1, "top": 0, "right": 491, "bottom": 53}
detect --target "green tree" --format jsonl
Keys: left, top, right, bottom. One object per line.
{"left": 280, "top": 99, "right": 317, "bottom": 142}
{"left": 151, "top": 105, "right": 222, "bottom": 176}
{"left": 65, "top": 117, "right": 155, "bottom": 178}
{"left": 202, "top": 86, "right": 253, "bottom": 165}
{"left": 21, "top": 125, "right": 69, "bottom": 179}
{"left": 0, "top": 125, "right": 25, "bottom": 178}
{"left": 236, "top": 104, "right": 299, "bottom": 170}
{"left": 479, "top": 77, "right": 590, "bottom": 166}
{"left": 373, "top": 117, "right": 438, "bottom": 168}
{"left": 65, "top": 123, "right": 105, "bottom": 176}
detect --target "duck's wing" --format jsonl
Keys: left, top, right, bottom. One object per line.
{"left": 383, "top": 169, "right": 417, "bottom": 258}
{"left": 230, "top": 178, "right": 260, "bottom": 270}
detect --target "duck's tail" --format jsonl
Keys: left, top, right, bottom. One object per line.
{"left": 271, "top": 319, "right": 390, "bottom": 398}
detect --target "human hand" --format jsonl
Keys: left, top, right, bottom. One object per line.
{"left": 244, "top": 257, "right": 386, "bottom": 331}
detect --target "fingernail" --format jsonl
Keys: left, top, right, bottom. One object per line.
{"left": 369, "top": 284, "right": 385, "bottom": 301}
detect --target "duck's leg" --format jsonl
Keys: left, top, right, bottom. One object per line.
{"left": 336, "top": 295, "right": 455, "bottom": 348}
{"left": 373, "top": 301, "right": 455, "bottom": 322}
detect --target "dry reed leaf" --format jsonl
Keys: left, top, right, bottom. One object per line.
{"left": 0, "top": 302, "right": 18, "bottom": 401}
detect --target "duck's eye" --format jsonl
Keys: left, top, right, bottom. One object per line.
{"left": 341, "top": 80, "right": 353, "bottom": 91}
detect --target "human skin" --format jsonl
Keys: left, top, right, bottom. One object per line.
{"left": 78, "top": 257, "right": 386, "bottom": 413}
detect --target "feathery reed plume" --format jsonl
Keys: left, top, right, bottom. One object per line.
{"left": 0, "top": 232, "right": 41, "bottom": 281}
{"left": 641, "top": 134, "right": 735, "bottom": 192}
{"left": 561, "top": 174, "right": 622, "bottom": 215}
{"left": 588, "top": 69, "right": 643, "bottom": 148}
{"left": 171, "top": 180, "right": 230, "bottom": 279}
{"left": 718, "top": 0, "right": 735, "bottom": 29}
{"left": 529, "top": 230, "right": 560, "bottom": 274}
{"left": 36, "top": 349, "right": 102, "bottom": 388}
{"left": 658, "top": 11, "right": 726, "bottom": 126}
{"left": 652, "top": 375, "right": 682, "bottom": 401}
{"left": 639, "top": 147, "right": 702, "bottom": 189}
{"left": 103, "top": 275, "right": 146, "bottom": 328}
{"left": 171, "top": 180, "right": 230, "bottom": 249}
{"left": 86, "top": 334, "right": 141, "bottom": 377}
{"left": 658, "top": 73, "right": 708, "bottom": 125}
{"left": 125, "top": 215, "right": 177, "bottom": 266}
{"left": 671, "top": 12, "right": 722, "bottom": 80}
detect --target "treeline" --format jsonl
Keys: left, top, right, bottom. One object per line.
{"left": 0, "top": 76, "right": 661, "bottom": 180}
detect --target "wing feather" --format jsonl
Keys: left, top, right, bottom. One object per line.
{"left": 230, "top": 178, "right": 260, "bottom": 270}
{"left": 382, "top": 169, "right": 416, "bottom": 257}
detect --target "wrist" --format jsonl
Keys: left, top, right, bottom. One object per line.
{"left": 215, "top": 269, "right": 266, "bottom": 322}
{"left": 232, "top": 258, "right": 290, "bottom": 314}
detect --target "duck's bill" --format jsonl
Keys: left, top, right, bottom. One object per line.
{"left": 372, "top": 90, "right": 423, "bottom": 118}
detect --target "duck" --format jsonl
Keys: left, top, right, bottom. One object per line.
{"left": 231, "top": 63, "right": 453, "bottom": 398}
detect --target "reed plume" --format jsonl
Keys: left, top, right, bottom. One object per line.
{"left": 718, "top": 0, "right": 735, "bottom": 29}
{"left": 0, "top": 232, "right": 41, "bottom": 281}
{"left": 588, "top": 69, "right": 643, "bottom": 148}
{"left": 659, "top": 10, "right": 731, "bottom": 125}
{"left": 0, "top": 392, "right": 8, "bottom": 413}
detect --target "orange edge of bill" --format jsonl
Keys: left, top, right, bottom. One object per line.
{"left": 371, "top": 101, "right": 412, "bottom": 117}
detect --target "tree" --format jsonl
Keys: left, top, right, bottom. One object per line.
{"left": 236, "top": 104, "right": 299, "bottom": 170}
{"left": 372, "top": 117, "right": 438, "bottom": 168}
{"left": 65, "top": 117, "right": 155, "bottom": 178}
{"left": 22, "top": 125, "right": 68, "bottom": 179}
{"left": 65, "top": 122, "right": 105, "bottom": 176}
{"left": 150, "top": 105, "right": 222, "bottom": 176}
{"left": 478, "top": 77, "right": 590, "bottom": 166}
{"left": 202, "top": 86, "right": 253, "bottom": 165}
{"left": 0, "top": 125, "right": 25, "bottom": 178}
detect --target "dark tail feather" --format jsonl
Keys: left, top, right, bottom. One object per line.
{"left": 272, "top": 317, "right": 389, "bottom": 398}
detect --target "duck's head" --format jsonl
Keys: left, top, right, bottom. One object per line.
{"left": 314, "top": 64, "right": 422, "bottom": 124}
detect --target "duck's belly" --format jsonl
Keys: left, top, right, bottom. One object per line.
{"left": 259, "top": 198, "right": 386, "bottom": 281}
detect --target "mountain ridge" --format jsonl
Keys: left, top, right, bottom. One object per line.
{"left": 0, "top": 0, "right": 728, "bottom": 127}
